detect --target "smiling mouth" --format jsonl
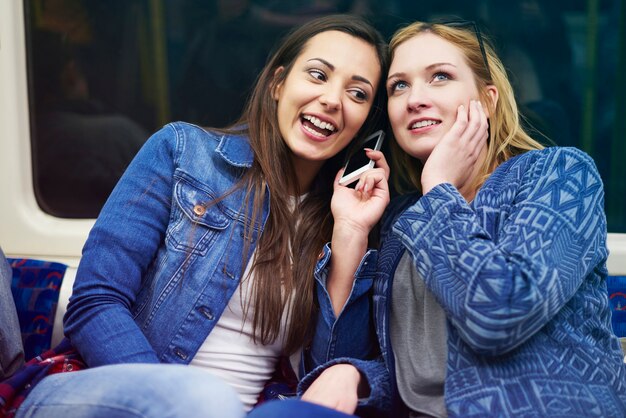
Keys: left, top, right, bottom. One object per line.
{"left": 302, "top": 114, "right": 337, "bottom": 138}
{"left": 410, "top": 120, "right": 441, "bottom": 129}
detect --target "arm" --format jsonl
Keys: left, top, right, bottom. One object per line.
{"left": 305, "top": 244, "right": 377, "bottom": 372}
{"left": 326, "top": 150, "right": 389, "bottom": 316}
{"left": 63, "top": 125, "right": 178, "bottom": 366}
{"left": 394, "top": 147, "right": 607, "bottom": 355}
{"left": 304, "top": 151, "right": 389, "bottom": 370}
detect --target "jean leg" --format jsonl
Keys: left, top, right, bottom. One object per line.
{"left": 16, "top": 363, "right": 245, "bottom": 418}
{"left": 248, "top": 399, "right": 356, "bottom": 418}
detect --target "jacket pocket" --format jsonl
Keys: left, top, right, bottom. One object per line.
{"left": 166, "top": 172, "right": 230, "bottom": 256}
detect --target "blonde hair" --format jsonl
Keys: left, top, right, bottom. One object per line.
{"left": 389, "top": 21, "right": 544, "bottom": 194}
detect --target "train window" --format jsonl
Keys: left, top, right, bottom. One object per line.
{"left": 25, "top": 0, "right": 626, "bottom": 232}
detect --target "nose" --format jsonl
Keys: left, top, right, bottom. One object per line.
{"left": 406, "top": 85, "right": 430, "bottom": 112}
{"left": 319, "top": 85, "right": 342, "bottom": 111}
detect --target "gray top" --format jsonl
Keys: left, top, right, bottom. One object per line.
{"left": 390, "top": 252, "right": 447, "bottom": 418}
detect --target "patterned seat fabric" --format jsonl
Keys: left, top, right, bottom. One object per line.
{"left": 8, "top": 258, "right": 66, "bottom": 361}
{"left": 608, "top": 275, "right": 626, "bottom": 338}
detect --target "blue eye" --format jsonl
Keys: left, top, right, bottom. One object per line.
{"left": 433, "top": 72, "right": 451, "bottom": 82}
{"left": 388, "top": 80, "right": 408, "bottom": 94}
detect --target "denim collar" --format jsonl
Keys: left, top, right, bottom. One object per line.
{"left": 215, "top": 132, "right": 254, "bottom": 168}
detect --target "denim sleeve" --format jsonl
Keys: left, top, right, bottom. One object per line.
{"left": 303, "top": 243, "right": 378, "bottom": 373}
{"left": 393, "top": 147, "right": 607, "bottom": 355}
{"left": 64, "top": 125, "right": 179, "bottom": 366}
{"left": 298, "top": 356, "right": 393, "bottom": 415}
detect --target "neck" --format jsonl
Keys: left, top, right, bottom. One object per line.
{"left": 290, "top": 154, "right": 324, "bottom": 194}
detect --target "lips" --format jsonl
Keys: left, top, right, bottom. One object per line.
{"left": 408, "top": 119, "right": 441, "bottom": 130}
{"left": 302, "top": 114, "right": 337, "bottom": 138}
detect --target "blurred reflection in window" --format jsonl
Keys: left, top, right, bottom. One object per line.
{"left": 25, "top": 0, "right": 625, "bottom": 230}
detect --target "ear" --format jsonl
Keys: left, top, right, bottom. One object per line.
{"left": 271, "top": 66, "right": 285, "bottom": 101}
{"left": 483, "top": 85, "right": 499, "bottom": 117}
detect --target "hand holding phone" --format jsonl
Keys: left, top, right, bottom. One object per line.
{"left": 338, "top": 130, "right": 385, "bottom": 186}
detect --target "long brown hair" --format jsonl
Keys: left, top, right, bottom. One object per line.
{"left": 388, "top": 21, "right": 543, "bottom": 195}
{"left": 215, "top": 15, "right": 387, "bottom": 353}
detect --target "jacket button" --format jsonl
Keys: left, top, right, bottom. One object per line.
{"left": 193, "top": 205, "right": 206, "bottom": 216}
{"left": 174, "top": 347, "right": 188, "bottom": 360}
{"left": 223, "top": 266, "right": 236, "bottom": 280}
{"left": 198, "top": 306, "right": 214, "bottom": 320}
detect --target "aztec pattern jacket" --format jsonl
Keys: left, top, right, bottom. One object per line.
{"left": 302, "top": 147, "right": 626, "bottom": 418}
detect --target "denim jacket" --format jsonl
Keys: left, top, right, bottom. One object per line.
{"left": 64, "top": 122, "right": 377, "bottom": 374}
{"left": 301, "top": 147, "right": 626, "bottom": 417}
{"left": 64, "top": 122, "right": 267, "bottom": 366}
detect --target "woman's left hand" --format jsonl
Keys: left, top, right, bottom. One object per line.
{"left": 331, "top": 149, "right": 390, "bottom": 237}
{"left": 421, "top": 100, "right": 489, "bottom": 197}
{"left": 325, "top": 150, "right": 389, "bottom": 315}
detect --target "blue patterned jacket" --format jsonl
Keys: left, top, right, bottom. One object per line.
{"left": 301, "top": 147, "right": 626, "bottom": 417}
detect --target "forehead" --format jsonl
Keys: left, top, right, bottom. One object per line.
{"left": 297, "top": 30, "right": 381, "bottom": 80}
{"left": 390, "top": 32, "right": 467, "bottom": 71}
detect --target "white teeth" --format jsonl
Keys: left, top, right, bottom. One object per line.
{"left": 303, "top": 115, "right": 336, "bottom": 132}
{"left": 303, "top": 124, "right": 327, "bottom": 138}
{"left": 411, "top": 120, "right": 439, "bottom": 129}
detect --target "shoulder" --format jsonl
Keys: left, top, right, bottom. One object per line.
{"left": 524, "top": 147, "right": 603, "bottom": 193}
{"left": 494, "top": 146, "right": 601, "bottom": 183}
{"left": 512, "top": 146, "right": 598, "bottom": 172}
{"left": 164, "top": 121, "right": 223, "bottom": 147}
{"left": 142, "top": 122, "right": 220, "bottom": 150}
{"left": 503, "top": 147, "right": 606, "bottom": 218}
{"left": 151, "top": 122, "right": 253, "bottom": 168}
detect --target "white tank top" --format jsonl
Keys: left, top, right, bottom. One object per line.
{"left": 189, "top": 253, "right": 291, "bottom": 411}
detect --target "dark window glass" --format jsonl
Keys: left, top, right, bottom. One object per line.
{"left": 25, "top": 0, "right": 626, "bottom": 232}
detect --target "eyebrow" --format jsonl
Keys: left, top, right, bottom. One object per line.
{"left": 387, "top": 62, "right": 458, "bottom": 81}
{"left": 307, "top": 58, "right": 373, "bottom": 87}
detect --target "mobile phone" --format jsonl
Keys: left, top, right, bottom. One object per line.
{"left": 338, "top": 130, "right": 385, "bottom": 186}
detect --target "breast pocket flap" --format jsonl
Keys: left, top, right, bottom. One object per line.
{"left": 174, "top": 178, "right": 230, "bottom": 230}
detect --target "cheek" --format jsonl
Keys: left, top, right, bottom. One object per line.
{"left": 345, "top": 103, "right": 372, "bottom": 130}
{"left": 394, "top": 136, "right": 415, "bottom": 158}
{"left": 336, "top": 136, "right": 354, "bottom": 153}
{"left": 387, "top": 100, "right": 404, "bottom": 127}
{"left": 446, "top": 87, "right": 476, "bottom": 110}
{"left": 275, "top": 101, "right": 293, "bottom": 139}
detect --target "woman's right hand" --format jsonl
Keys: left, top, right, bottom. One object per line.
{"left": 301, "top": 364, "right": 363, "bottom": 415}
{"left": 420, "top": 100, "right": 489, "bottom": 197}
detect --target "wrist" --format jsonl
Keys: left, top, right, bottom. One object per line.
{"left": 333, "top": 218, "right": 370, "bottom": 240}
{"left": 331, "top": 223, "right": 369, "bottom": 259}
{"left": 421, "top": 178, "right": 447, "bottom": 195}
{"left": 323, "top": 364, "right": 361, "bottom": 384}
{"left": 323, "top": 364, "right": 370, "bottom": 398}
